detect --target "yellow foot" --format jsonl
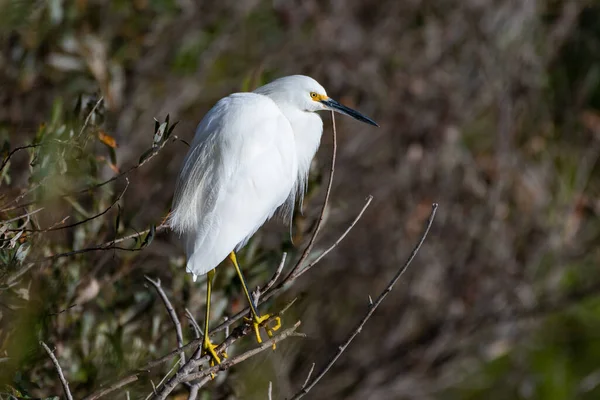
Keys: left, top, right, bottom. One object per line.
{"left": 245, "top": 314, "right": 282, "bottom": 349}
{"left": 203, "top": 339, "right": 228, "bottom": 378}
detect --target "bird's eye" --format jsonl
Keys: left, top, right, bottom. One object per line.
{"left": 310, "top": 92, "right": 318, "bottom": 99}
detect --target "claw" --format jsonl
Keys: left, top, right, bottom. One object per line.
{"left": 245, "top": 314, "right": 282, "bottom": 349}
{"left": 203, "top": 338, "right": 227, "bottom": 379}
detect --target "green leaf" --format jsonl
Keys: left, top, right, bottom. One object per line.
{"left": 166, "top": 121, "right": 179, "bottom": 140}
{"left": 141, "top": 224, "right": 156, "bottom": 248}
{"left": 115, "top": 204, "right": 121, "bottom": 234}
{"left": 109, "top": 146, "right": 117, "bottom": 166}
{"left": 153, "top": 122, "right": 167, "bottom": 145}
{"left": 15, "top": 242, "right": 31, "bottom": 263}
{"left": 138, "top": 148, "right": 155, "bottom": 164}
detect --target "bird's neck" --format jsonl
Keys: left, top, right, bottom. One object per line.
{"left": 278, "top": 105, "right": 323, "bottom": 192}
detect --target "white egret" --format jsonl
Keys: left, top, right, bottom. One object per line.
{"left": 169, "top": 75, "right": 377, "bottom": 365}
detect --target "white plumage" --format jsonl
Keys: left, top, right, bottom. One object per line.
{"left": 169, "top": 75, "right": 377, "bottom": 278}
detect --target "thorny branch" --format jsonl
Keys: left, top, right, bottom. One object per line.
{"left": 40, "top": 341, "right": 74, "bottom": 400}
{"left": 290, "top": 203, "right": 439, "bottom": 399}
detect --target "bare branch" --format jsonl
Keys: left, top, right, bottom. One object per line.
{"left": 185, "top": 308, "right": 202, "bottom": 339}
{"left": 145, "top": 276, "right": 186, "bottom": 369}
{"left": 29, "top": 222, "right": 169, "bottom": 265}
{"left": 151, "top": 321, "right": 302, "bottom": 399}
{"left": 40, "top": 341, "right": 74, "bottom": 400}
{"left": 291, "top": 195, "right": 373, "bottom": 281}
{"left": 180, "top": 321, "right": 303, "bottom": 385}
{"left": 82, "top": 375, "right": 138, "bottom": 400}
{"left": 264, "top": 252, "right": 287, "bottom": 293}
{"left": 301, "top": 362, "right": 316, "bottom": 390}
{"left": 290, "top": 203, "right": 438, "bottom": 399}
{"left": 0, "top": 144, "right": 41, "bottom": 174}
{"left": 0, "top": 207, "right": 44, "bottom": 225}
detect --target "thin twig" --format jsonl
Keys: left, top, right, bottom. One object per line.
{"left": 10, "top": 178, "right": 129, "bottom": 233}
{"left": 268, "top": 381, "right": 273, "bottom": 400}
{"left": 184, "top": 308, "right": 202, "bottom": 397}
{"left": 0, "top": 207, "right": 44, "bottom": 225}
{"left": 82, "top": 376, "right": 138, "bottom": 400}
{"left": 291, "top": 195, "right": 373, "bottom": 281}
{"left": 30, "top": 222, "right": 170, "bottom": 265}
{"left": 40, "top": 341, "right": 74, "bottom": 400}
{"left": 290, "top": 203, "right": 438, "bottom": 399}
{"left": 0, "top": 144, "right": 41, "bottom": 174}
{"left": 185, "top": 308, "right": 202, "bottom": 339}
{"left": 145, "top": 276, "right": 186, "bottom": 369}
{"left": 264, "top": 252, "right": 287, "bottom": 293}
{"left": 78, "top": 96, "right": 104, "bottom": 138}
{"left": 301, "top": 363, "right": 316, "bottom": 390}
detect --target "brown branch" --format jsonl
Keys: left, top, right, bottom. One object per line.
{"left": 40, "top": 341, "right": 74, "bottom": 400}
{"left": 145, "top": 276, "right": 186, "bottom": 369}
{"left": 290, "top": 203, "right": 438, "bottom": 399}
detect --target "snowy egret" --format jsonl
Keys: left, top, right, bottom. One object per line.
{"left": 169, "top": 75, "right": 377, "bottom": 365}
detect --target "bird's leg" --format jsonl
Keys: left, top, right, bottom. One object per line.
{"left": 203, "top": 269, "right": 227, "bottom": 373}
{"left": 229, "top": 252, "right": 281, "bottom": 346}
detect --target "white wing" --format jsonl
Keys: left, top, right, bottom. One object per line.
{"left": 169, "top": 93, "right": 298, "bottom": 276}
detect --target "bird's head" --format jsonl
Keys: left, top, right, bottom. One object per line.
{"left": 254, "top": 75, "right": 378, "bottom": 127}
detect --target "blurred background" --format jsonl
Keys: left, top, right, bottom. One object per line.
{"left": 2, "top": 0, "right": 600, "bottom": 399}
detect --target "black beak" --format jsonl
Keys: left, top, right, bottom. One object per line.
{"left": 321, "top": 98, "right": 379, "bottom": 127}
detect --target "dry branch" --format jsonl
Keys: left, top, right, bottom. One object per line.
{"left": 290, "top": 203, "right": 438, "bottom": 399}
{"left": 40, "top": 341, "right": 74, "bottom": 400}
{"left": 145, "top": 276, "right": 186, "bottom": 369}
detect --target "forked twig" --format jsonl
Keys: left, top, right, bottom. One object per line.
{"left": 40, "top": 341, "right": 74, "bottom": 400}
{"left": 290, "top": 203, "right": 438, "bottom": 399}
{"left": 145, "top": 276, "right": 186, "bottom": 369}
{"left": 291, "top": 195, "right": 373, "bottom": 281}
